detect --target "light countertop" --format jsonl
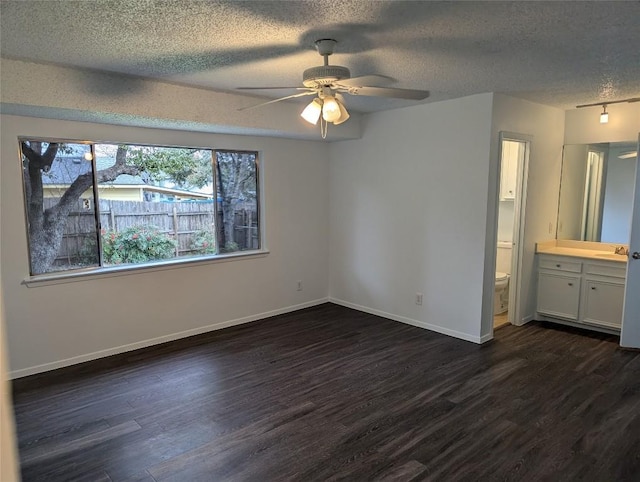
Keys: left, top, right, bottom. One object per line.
{"left": 536, "top": 240, "right": 628, "bottom": 263}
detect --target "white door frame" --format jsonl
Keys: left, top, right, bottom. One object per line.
{"left": 495, "top": 132, "right": 531, "bottom": 329}
{"left": 620, "top": 133, "right": 640, "bottom": 348}
{"left": 581, "top": 148, "right": 606, "bottom": 241}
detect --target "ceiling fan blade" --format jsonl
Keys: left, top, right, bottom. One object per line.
{"left": 335, "top": 75, "right": 395, "bottom": 87}
{"left": 238, "top": 91, "right": 317, "bottom": 111}
{"left": 340, "top": 86, "right": 430, "bottom": 100}
{"left": 237, "top": 87, "right": 309, "bottom": 90}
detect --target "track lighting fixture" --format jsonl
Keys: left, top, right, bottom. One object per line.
{"left": 600, "top": 105, "right": 608, "bottom": 124}
{"left": 576, "top": 97, "right": 640, "bottom": 125}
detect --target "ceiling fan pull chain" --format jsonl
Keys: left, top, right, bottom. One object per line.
{"left": 320, "top": 117, "right": 328, "bottom": 139}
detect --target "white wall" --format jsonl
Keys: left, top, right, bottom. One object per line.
{"left": 329, "top": 94, "right": 495, "bottom": 343}
{"left": 486, "top": 95, "right": 565, "bottom": 334}
{"left": 495, "top": 243, "right": 512, "bottom": 275}
{"left": 497, "top": 201, "right": 514, "bottom": 242}
{"left": 0, "top": 181, "right": 20, "bottom": 480}
{"left": 1, "top": 115, "right": 330, "bottom": 376}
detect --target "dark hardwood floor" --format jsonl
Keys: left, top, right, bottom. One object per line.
{"left": 11, "top": 303, "right": 640, "bottom": 481}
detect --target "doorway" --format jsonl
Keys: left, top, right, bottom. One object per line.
{"left": 493, "top": 133, "right": 530, "bottom": 330}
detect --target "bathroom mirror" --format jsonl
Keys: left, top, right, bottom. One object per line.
{"left": 557, "top": 141, "right": 637, "bottom": 243}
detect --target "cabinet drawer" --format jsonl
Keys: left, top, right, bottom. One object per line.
{"left": 585, "top": 262, "right": 627, "bottom": 279}
{"left": 539, "top": 257, "right": 582, "bottom": 273}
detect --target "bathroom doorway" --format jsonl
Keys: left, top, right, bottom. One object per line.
{"left": 493, "top": 133, "right": 530, "bottom": 330}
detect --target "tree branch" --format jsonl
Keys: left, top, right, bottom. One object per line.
{"left": 48, "top": 146, "right": 139, "bottom": 221}
{"left": 21, "top": 142, "right": 58, "bottom": 171}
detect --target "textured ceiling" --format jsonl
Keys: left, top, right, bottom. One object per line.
{"left": 1, "top": 0, "right": 639, "bottom": 113}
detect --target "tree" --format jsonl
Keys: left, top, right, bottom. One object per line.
{"left": 22, "top": 141, "right": 138, "bottom": 274}
{"left": 125, "top": 146, "right": 212, "bottom": 190}
{"left": 215, "top": 151, "right": 257, "bottom": 251}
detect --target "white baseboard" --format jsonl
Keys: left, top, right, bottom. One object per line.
{"left": 513, "top": 313, "right": 535, "bottom": 326}
{"left": 535, "top": 314, "right": 620, "bottom": 336}
{"left": 479, "top": 332, "right": 494, "bottom": 343}
{"left": 10, "top": 297, "right": 329, "bottom": 379}
{"left": 329, "top": 297, "right": 484, "bottom": 344}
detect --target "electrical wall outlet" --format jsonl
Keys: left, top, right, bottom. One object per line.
{"left": 416, "top": 292, "right": 423, "bottom": 305}
{"left": 297, "top": 280, "right": 303, "bottom": 291}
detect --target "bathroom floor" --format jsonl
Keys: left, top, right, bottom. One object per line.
{"left": 493, "top": 311, "right": 509, "bottom": 329}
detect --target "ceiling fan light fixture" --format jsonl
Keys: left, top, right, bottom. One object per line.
{"left": 301, "top": 98, "right": 323, "bottom": 125}
{"left": 333, "top": 101, "right": 350, "bottom": 125}
{"left": 322, "top": 96, "right": 341, "bottom": 122}
{"left": 238, "top": 38, "right": 431, "bottom": 138}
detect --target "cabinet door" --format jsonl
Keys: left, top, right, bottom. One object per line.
{"left": 582, "top": 279, "right": 625, "bottom": 328}
{"left": 500, "top": 143, "right": 517, "bottom": 200}
{"left": 537, "top": 272, "right": 580, "bottom": 320}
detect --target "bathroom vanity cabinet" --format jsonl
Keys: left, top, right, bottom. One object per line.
{"left": 536, "top": 254, "right": 626, "bottom": 332}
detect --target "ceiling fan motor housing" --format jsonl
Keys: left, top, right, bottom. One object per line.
{"left": 303, "top": 65, "right": 351, "bottom": 88}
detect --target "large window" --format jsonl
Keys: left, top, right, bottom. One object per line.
{"left": 20, "top": 139, "right": 260, "bottom": 276}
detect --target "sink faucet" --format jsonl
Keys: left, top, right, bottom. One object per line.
{"left": 614, "top": 246, "right": 629, "bottom": 256}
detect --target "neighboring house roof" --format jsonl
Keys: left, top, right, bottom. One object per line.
{"left": 104, "top": 173, "right": 147, "bottom": 185}
{"left": 42, "top": 155, "right": 146, "bottom": 186}
{"left": 42, "top": 154, "right": 213, "bottom": 200}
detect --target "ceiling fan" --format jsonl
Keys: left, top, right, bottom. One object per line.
{"left": 238, "top": 39, "right": 430, "bottom": 138}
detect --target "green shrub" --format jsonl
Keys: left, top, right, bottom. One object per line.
{"left": 221, "top": 241, "right": 240, "bottom": 253}
{"left": 101, "top": 226, "right": 176, "bottom": 265}
{"left": 189, "top": 229, "right": 217, "bottom": 255}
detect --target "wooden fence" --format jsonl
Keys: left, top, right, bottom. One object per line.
{"left": 45, "top": 199, "right": 258, "bottom": 267}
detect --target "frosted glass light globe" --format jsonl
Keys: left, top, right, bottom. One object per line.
{"left": 322, "top": 96, "right": 341, "bottom": 122}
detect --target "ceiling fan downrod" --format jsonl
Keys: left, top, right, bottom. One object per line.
{"left": 315, "top": 39, "right": 338, "bottom": 66}
{"left": 303, "top": 39, "right": 350, "bottom": 89}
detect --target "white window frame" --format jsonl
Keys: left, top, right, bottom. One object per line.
{"left": 19, "top": 137, "right": 267, "bottom": 287}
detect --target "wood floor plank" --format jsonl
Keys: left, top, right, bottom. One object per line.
{"left": 20, "top": 420, "right": 141, "bottom": 465}
{"left": 11, "top": 303, "right": 640, "bottom": 481}
{"left": 372, "top": 460, "right": 428, "bottom": 481}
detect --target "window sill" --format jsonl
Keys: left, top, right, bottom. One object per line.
{"left": 22, "top": 249, "right": 270, "bottom": 288}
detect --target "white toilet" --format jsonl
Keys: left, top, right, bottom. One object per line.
{"left": 494, "top": 242, "right": 512, "bottom": 315}
{"left": 494, "top": 271, "right": 510, "bottom": 314}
